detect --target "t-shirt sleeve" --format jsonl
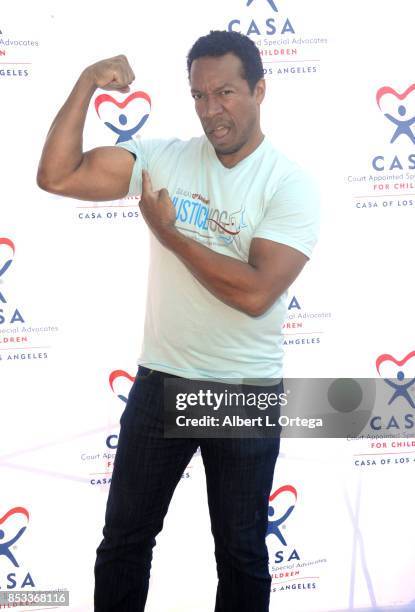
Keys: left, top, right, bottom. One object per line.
{"left": 116, "top": 138, "right": 148, "bottom": 196}
{"left": 252, "top": 168, "right": 320, "bottom": 258}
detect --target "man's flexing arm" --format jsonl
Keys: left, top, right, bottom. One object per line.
{"left": 37, "top": 55, "right": 135, "bottom": 201}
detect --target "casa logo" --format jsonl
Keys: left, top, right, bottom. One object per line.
{"left": 79, "top": 90, "right": 151, "bottom": 222}
{"left": 370, "top": 351, "right": 415, "bottom": 432}
{"left": 77, "top": 91, "right": 150, "bottom": 222}
{"left": 347, "top": 86, "right": 415, "bottom": 208}
{"left": 283, "top": 295, "right": 331, "bottom": 347}
{"left": 0, "top": 507, "right": 35, "bottom": 590}
{"left": 228, "top": 0, "right": 294, "bottom": 38}
{"left": 226, "top": 0, "right": 328, "bottom": 80}
{"left": 372, "top": 84, "right": 415, "bottom": 173}
{"left": 0, "top": 239, "right": 58, "bottom": 361}
{"left": 378, "top": 85, "right": 415, "bottom": 145}
{"left": 0, "top": 238, "right": 25, "bottom": 327}
{"left": 0, "top": 29, "right": 33, "bottom": 79}
{"left": 266, "top": 485, "right": 300, "bottom": 565}
{"left": 88, "top": 369, "right": 135, "bottom": 486}
{"left": 105, "top": 369, "right": 136, "bottom": 452}
{"left": 95, "top": 91, "right": 151, "bottom": 143}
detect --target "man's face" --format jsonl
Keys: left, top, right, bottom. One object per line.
{"left": 190, "top": 53, "right": 265, "bottom": 166}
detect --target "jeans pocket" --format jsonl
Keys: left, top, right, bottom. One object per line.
{"left": 136, "top": 365, "right": 154, "bottom": 379}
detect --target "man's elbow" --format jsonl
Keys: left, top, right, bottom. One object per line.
{"left": 244, "top": 293, "right": 278, "bottom": 318}
{"left": 246, "top": 303, "right": 268, "bottom": 318}
{"left": 36, "top": 169, "right": 63, "bottom": 195}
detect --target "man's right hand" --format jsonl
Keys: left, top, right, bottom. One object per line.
{"left": 84, "top": 55, "right": 136, "bottom": 93}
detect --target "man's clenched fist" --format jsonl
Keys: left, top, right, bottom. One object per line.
{"left": 84, "top": 55, "right": 135, "bottom": 93}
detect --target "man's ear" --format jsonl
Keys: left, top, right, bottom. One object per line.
{"left": 255, "top": 78, "right": 266, "bottom": 105}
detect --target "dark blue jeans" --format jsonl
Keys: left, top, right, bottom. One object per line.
{"left": 94, "top": 367, "right": 281, "bottom": 611}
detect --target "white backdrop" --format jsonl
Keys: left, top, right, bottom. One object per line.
{"left": 1, "top": 0, "right": 415, "bottom": 610}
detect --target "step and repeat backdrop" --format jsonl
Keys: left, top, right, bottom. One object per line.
{"left": 1, "top": 0, "right": 415, "bottom": 610}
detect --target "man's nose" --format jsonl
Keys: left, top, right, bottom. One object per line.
{"left": 203, "top": 94, "right": 223, "bottom": 118}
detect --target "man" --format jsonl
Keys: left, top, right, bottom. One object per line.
{"left": 37, "top": 30, "right": 319, "bottom": 612}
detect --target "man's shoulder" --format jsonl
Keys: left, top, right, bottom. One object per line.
{"left": 257, "top": 139, "right": 319, "bottom": 218}
{"left": 139, "top": 134, "right": 206, "bottom": 156}
{"left": 261, "top": 138, "right": 315, "bottom": 188}
{"left": 261, "top": 138, "right": 301, "bottom": 174}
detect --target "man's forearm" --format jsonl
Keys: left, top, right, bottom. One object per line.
{"left": 139, "top": 173, "right": 307, "bottom": 316}
{"left": 159, "top": 227, "right": 267, "bottom": 317}
{"left": 37, "top": 69, "right": 96, "bottom": 189}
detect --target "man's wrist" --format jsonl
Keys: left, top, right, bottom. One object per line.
{"left": 78, "top": 67, "right": 99, "bottom": 96}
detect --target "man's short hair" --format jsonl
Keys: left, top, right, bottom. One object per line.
{"left": 187, "top": 30, "right": 264, "bottom": 93}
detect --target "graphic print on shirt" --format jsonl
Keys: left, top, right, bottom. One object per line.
{"left": 172, "top": 188, "right": 248, "bottom": 250}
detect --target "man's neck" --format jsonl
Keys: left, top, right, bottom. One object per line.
{"left": 216, "top": 132, "right": 265, "bottom": 168}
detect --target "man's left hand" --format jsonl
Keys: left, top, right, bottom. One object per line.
{"left": 139, "top": 170, "right": 176, "bottom": 242}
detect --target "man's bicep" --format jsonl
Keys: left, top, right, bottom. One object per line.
{"left": 248, "top": 238, "right": 308, "bottom": 308}
{"left": 59, "top": 146, "right": 136, "bottom": 201}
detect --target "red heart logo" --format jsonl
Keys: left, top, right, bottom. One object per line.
{"left": 0, "top": 507, "right": 29, "bottom": 525}
{"left": 94, "top": 91, "right": 151, "bottom": 118}
{"left": 95, "top": 91, "right": 152, "bottom": 143}
{"left": 269, "top": 484, "right": 297, "bottom": 503}
{"left": 376, "top": 84, "right": 415, "bottom": 110}
{"left": 376, "top": 351, "right": 415, "bottom": 376}
{"left": 109, "top": 370, "right": 136, "bottom": 404}
{"left": 109, "top": 370, "right": 135, "bottom": 390}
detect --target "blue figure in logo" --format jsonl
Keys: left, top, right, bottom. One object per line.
{"left": 0, "top": 526, "right": 26, "bottom": 567}
{"left": 0, "top": 258, "right": 13, "bottom": 278}
{"left": 384, "top": 105, "right": 415, "bottom": 145}
{"left": 247, "top": 0, "right": 278, "bottom": 11}
{"left": 266, "top": 503, "right": 295, "bottom": 546}
{"left": 105, "top": 112, "right": 150, "bottom": 144}
{"left": 384, "top": 370, "right": 415, "bottom": 409}
{"left": 117, "top": 392, "right": 128, "bottom": 404}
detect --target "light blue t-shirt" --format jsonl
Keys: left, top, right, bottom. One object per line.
{"left": 118, "top": 135, "right": 319, "bottom": 379}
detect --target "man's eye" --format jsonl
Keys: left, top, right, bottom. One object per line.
{"left": 192, "top": 93, "right": 202, "bottom": 100}
{"left": 221, "top": 90, "right": 232, "bottom": 95}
